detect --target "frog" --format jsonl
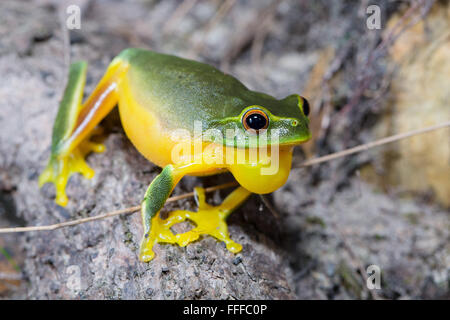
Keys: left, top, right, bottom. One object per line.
{"left": 39, "top": 48, "right": 311, "bottom": 262}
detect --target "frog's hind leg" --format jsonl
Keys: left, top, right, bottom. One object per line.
{"left": 39, "top": 58, "right": 128, "bottom": 206}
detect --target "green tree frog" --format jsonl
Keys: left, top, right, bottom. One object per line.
{"left": 39, "top": 49, "right": 311, "bottom": 262}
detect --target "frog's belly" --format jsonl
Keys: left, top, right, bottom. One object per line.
{"left": 117, "top": 75, "right": 224, "bottom": 177}
{"left": 117, "top": 80, "right": 172, "bottom": 167}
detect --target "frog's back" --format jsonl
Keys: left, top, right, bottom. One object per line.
{"left": 117, "top": 48, "right": 252, "bottom": 132}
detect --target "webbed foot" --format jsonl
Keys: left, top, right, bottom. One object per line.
{"left": 39, "top": 128, "right": 105, "bottom": 206}
{"left": 139, "top": 186, "right": 251, "bottom": 262}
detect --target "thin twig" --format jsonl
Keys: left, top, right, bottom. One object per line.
{"left": 0, "top": 122, "right": 448, "bottom": 234}
{"left": 259, "top": 194, "right": 280, "bottom": 219}
{"left": 295, "top": 121, "right": 450, "bottom": 168}
{"left": 0, "top": 182, "right": 237, "bottom": 234}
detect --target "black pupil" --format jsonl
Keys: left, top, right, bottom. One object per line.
{"left": 246, "top": 113, "right": 267, "bottom": 130}
{"left": 302, "top": 98, "right": 310, "bottom": 116}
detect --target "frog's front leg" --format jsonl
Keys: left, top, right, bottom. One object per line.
{"left": 173, "top": 186, "right": 251, "bottom": 252}
{"left": 39, "top": 58, "right": 128, "bottom": 206}
{"left": 139, "top": 164, "right": 252, "bottom": 262}
{"left": 139, "top": 164, "right": 196, "bottom": 261}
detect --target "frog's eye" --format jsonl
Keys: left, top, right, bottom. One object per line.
{"left": 242, "top": 109, "right": 269, "bottom": 132}
{"left": 301, "top": 97, "right": 310, "bottom": 116}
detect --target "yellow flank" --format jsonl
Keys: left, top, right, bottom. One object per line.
{"left": 140, "top": 186, "right": 251, "bottom": 261}
{"left": 118, "top": 72, "right": 220, "bottom": 174}
{"left": 117, "top": 71, "right": 175, "bottom": 168}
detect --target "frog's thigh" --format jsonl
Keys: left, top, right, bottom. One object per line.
{"left": 58, "top": 58, "right": 129, "bottom": 156}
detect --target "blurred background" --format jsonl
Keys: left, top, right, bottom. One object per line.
{"left": 0, "top": 0, "right": 448, "bottom": 299}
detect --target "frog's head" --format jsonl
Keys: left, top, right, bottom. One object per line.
{"left": 208, "top": 93, "right": 311, "bottom": 148}
{"left": 206, "top": 93, "right": 312, "bottom": 194}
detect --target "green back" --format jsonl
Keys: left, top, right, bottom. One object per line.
{"left": 118, "top": 49, "right": 310, "bottom": 147}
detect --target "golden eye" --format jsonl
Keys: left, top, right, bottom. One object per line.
{"left": 242, "top": 109, "right": 269, "bottom": 132}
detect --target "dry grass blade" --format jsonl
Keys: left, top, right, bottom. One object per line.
{"left": 0, "top": 182, "right": 237, "bottom": 233}
{"left": 295, "top": 121, "right": 450, "bottom": 168}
